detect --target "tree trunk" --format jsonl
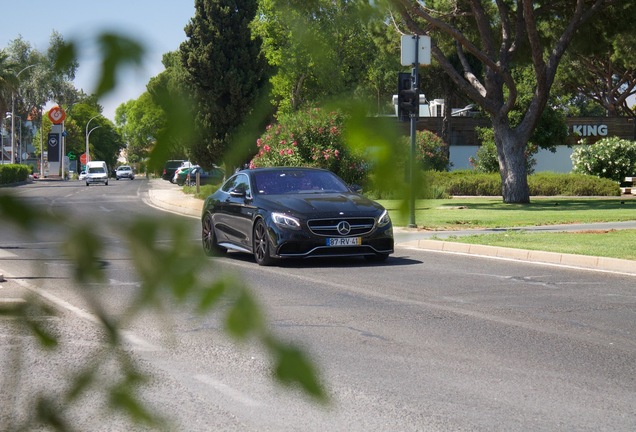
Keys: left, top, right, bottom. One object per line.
{"left": 493, "top": 117, "right": 530, "bottom": 204}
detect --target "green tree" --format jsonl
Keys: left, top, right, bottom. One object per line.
{"left": 115, "top": 93, "right": 166, "bottom": 165}
{"left": 557, "top": 4, "right": 636, "bottom": 117}
{"left": 0, "top": 52, "right": 18, "bottom": 117}
{"left": 180, "top": 0, "right": 269, "bottom": 171}
{"left": 253, "top": 0, "right": 379, "bottom": 113}
{"left": 145, "top": 51, "right": 194, "bottom": 165}
{"left": 386, "top": 0, "right": 625, "bottom": 204}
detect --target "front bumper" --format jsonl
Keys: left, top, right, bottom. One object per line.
{"left": 270, "top": 223, "right": 394, "bottom": 259}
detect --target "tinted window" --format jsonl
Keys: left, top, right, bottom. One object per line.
{"left": 222, "top": 173, "right": 251, "bottom": 196}
{"left": 254, "top": 170, "right": 348, "bottom": 195}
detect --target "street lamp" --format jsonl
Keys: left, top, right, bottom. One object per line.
{"left": 11, "top": 64, "right": 36, "bottom": 164}
{"left": 85, "top": 114, "right": 101, "bottom": 165}
{"left": 86, "top": 125, "right": 101, "bottom": 165}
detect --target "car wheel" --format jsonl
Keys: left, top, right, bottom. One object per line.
{"left": 253, "top": 219, "right": 275, "bottom": 266}
{"left": 105, "top": 180, "right": 108, "bottom": 186}
{"left": 86, "top": 182, "right": 89, "bottom": 186}
{"left": 116, "top": 177, "right": 120, "bottom": 180}
{"left": 202, "top": 212, "right": 225, "bottom": 256}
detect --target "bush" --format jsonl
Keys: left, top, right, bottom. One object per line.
{"left": 0, "top": 164, "right": 30, "bottom": 185}
{"left": 571, "top": 137, "right": 636, "bottom": 182}
{"left": 425, "top": 171, "right": 619, "bottom": 197}
{"left": 249, "top": 108, "right": 367, "bottom": 185}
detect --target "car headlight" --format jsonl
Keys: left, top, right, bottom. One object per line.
{"left": 271, "top": 212, "right": 301, "bottom": 230}
{"left": 377, "top": 209, "right": 391, "bottom": 227}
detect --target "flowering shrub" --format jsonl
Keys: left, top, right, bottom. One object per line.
{"left": 571, "top": 137, "right": 636, "bottom": 182}
{"left": 249, "top": 108, "right": 367, "bottom": 184}
{"left": 412, "top": 130, "right": 451, "bottom": 171}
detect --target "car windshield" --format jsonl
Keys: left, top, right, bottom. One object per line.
{"left": 88, "top": 167, "right": 105, "bottom": 174}
{"left": 253, "top": 170, "right": 349, "bottom": 195}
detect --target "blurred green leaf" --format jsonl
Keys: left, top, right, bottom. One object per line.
{"left": 269, "top": 340, "right": 327, "bottom": 402}
{"left": 225, "top": 288, "right": 263, "bottom": 339}
{"left": 53, "top": 40, "right": 77, "bottom": 72}
{"left": 95, "top": 33, "right": 144, "bottom": 97}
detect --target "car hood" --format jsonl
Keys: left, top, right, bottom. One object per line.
{"left": 259, "top": 193, "right": 384, "bottom": 217}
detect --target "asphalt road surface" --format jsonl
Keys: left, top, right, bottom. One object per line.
{"left": 1, "top": 179, "right": 635, "bottom": 431}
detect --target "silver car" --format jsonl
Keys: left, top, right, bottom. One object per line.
{"left": 115, "top": 165, "right": 135, "bottom": 180}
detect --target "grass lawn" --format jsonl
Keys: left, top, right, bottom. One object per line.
{"left": 379, "top": 197, "right": 636, "bottom": 261}
{"left": 379, "top": 197, "right": 636, "bottom": 229}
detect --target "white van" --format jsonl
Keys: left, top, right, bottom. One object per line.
{"left": 85, "top": 161, "right": 109, "bottom": 186}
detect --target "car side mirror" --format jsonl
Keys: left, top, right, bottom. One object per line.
{"left": 349, "top": 184, "right": 362, "bottom": 193}
{"left": 230, "top": 187, "right": 247, "bottom": 198}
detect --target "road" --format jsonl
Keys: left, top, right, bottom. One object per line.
{"left": 1, "top": 179, "right": 635, "bottom": 431}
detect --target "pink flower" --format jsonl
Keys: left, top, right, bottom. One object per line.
{"left": 287, "top": 149, "right": 293, "bottom": 155}
{"left": 264, "top": 145, "right": 271, "bottom": 152}
{"left": 279, "top": 149, "right": 285, "bottom": 155}
{"left": 292, "top": 141, "right": 297, "bottom": 147}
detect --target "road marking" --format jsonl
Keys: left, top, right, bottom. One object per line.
{"left": 194, "top": 374, "right": 264, "bottom": 407}
{"left": 3, "top": 270, "right": 162, "bottom": 352}
{"left": 0, "top": 249, "right": 17, "bottom": 258}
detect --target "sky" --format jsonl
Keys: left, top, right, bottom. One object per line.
{"left": 1, "top": 0, "right": 196, "bottom": 121}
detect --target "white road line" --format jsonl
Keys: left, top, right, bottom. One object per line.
{"left": 194, "top": 374, "right": 264, "bottom": 407}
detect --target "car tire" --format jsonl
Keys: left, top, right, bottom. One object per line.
{"left": 253, "top": 219, "right": 275, "bottom": 266}
{"left": 116, "top": 177, "right": 120, "bottom": 180}
{"left": 202, "top": 212, "right": 225, "bottom": 256}
{"left": 86, "top": 182, "right": 89, "bottom": 186}
{"left": 105, "top": 180, "right": 108, "bottom": 186}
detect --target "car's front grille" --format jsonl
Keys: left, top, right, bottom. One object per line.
{"left": 307, "top": 217, "right": 376, "bottom": 237}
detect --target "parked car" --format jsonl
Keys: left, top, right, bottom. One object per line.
{"left": 78, "top": 171, "right": 87, "bottom": 180}
{"left": 201, "top": 167, "right": 394, "bottom": 266}
{"left": 173, "top": 165, "right": 199, "bottom": 186}
{"left": 162, "top": 160, "right": 184, "bottom": 181}
{"left": 115, "top": 165, "right": 135, "bottom": 180}
{"left": 186, "top": 166, "right": 225, "bottom": 186}
{"left": 172, "top": 165, "right": 194, "bottom": 185}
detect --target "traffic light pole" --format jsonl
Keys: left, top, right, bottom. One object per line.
{"left": 408, "top": 48, "right": 419, "bottom": 228}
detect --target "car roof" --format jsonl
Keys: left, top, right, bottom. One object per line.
{"left": 241, "top": 167, "right": 329, "bottom": 174}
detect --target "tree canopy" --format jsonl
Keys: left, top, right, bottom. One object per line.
{"left": 180, "top": 0, "right": 269, "bottom": 170}
{"left": 385, "top": 0, "right": 632, "bottom": 203}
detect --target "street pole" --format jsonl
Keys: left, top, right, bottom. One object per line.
{"left": 10, "top": 64, "right": 36, "bottom": 164}
{"left": 408, "top": 36, "right": 420, "bottom": 228}
{"left": 85, "top": 115, "right": 100, "bottom": 166}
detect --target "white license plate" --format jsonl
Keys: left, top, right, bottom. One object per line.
{"left": 327, "top": 237, "right": 361, "bottom": 246}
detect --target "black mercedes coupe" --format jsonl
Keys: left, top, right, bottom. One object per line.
{"left": 201, "top": 167, "right": 394, "bottom": 265}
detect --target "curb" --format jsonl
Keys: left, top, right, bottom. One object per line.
{"left": 401, "top": 239, "right": 636, "bottom": 275}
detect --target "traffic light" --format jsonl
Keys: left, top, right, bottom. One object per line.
{"left": 397, "top": 72, "right": 418, "bottom": 121}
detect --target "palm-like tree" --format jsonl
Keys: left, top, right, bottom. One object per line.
{"left": 0, "top": 52, "right": 19, "bottom": 116}
{"left": 0, "top": 52, "right": 19, "bottom": 160}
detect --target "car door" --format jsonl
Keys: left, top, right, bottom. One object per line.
{"left": 215, "top": 173, "right": 255, "bottom": 248}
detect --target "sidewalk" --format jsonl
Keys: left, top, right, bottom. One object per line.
{"left": 146, "top": 178, "right": 636, "bottom": 276}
